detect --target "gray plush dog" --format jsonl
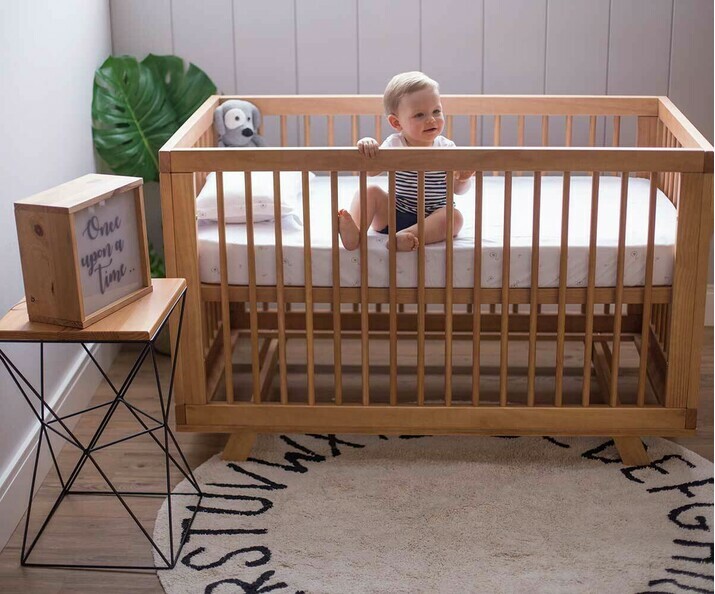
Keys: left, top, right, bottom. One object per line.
{"left": 214, "top": 99, "right": 266, "bottom": 147}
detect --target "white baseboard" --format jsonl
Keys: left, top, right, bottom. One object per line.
{"left": 706, "top": 285, "right": 714, "bottom": 327}
{"left": 0, "top": 343, "right": 120, "bottom": 551}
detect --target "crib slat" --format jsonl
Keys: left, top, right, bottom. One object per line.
{"left": 273, "top": 172, "right": 289, "bottom": 404}
{"left": 359, "top": 171, "right": 370, "bottom": 405}
{"left": 328, "top": 115, "right": 335, "bottom": 147}
{"left": 446, "top": 115, "right": 454, "bottom": 140}
{"left": 417, "top": 171, "right": 426, "bottom": 405}
{"left": 202, "top": 302, "right": 208, "bottom": 353}
{"left": 516, "top": 115, "right": 525, "bottom": 176}
{"left": 216, "top": 172, "right": 234, "bottom": 403}
{"left": 589, "top": 116, "right": 597, "bottom": 147}
{"left": 470, "top": 116, "right": 478, "bottom": 146}
{"left": 527, "top": 172, "right": 542, "bottom": 406}
{"left": 493, "top": 115, "right": 501, "bottom": 146}
{"left": 565, "top": 115, "right": 573, "bottom": 147}
{"left": 330, "top": 171, "right": 342, "bottom": 404}
{"left": 542, "top": 116, "right": 549, "bottom": 147}
{"left": 582, "top": 172, "right": 600, "bottom": 406}
{"left": 388, "top": 172, "right": 398, "bottom": 405}
{"left": 669, "top": 134, "right": 677, "bottom": 206}
{"left": 351, "top": 115, "right": 358, "bottom": 146}
{"left": 245, "top": 172, "right": 261, "bottom": 403}
{"left": 302, "top": 171, "right": 316, "bottom": 405}
{"left": 555, "top": 172, "right": 570, "bottom": 406}
{"left": 500, "top": 172, "right": 513, "bottom": 406}
{"left": 637, "top": 174, "right": 658, "bottom": 406}
{"left": 445, "top": 173, "right": 454, "bottom": 406}
{"left": 668, "top": 132, "right": 676, "bottom": 199}
{"left": 612, "top": 115, "right": 621, "bottom": 147}
{"left": 304, "top": 115, "right": 311, "bottom": 146}
{"left": 610, "top": 173, "right": 629, "bottom": 406}
{"left": 492, "top": 115, "right": 501, "bottom": 176}
{"left": 375, "top": 115, "right": 382, "bottom": 142}
{"left": 280, "top": 115, "right": 287, "bottom": 147}
{"left": 472, "top": 172, "right": 484, "bottom": 405}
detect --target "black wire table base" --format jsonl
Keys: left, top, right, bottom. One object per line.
{"left": 0, "top": 290, "right": 203, "bottom": 571}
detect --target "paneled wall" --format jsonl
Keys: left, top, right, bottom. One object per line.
{"left": 110, "top": 0, "right": 713, "bottom": 278}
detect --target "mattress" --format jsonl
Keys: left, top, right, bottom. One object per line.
{"left": 197, "top": 175, "right": 677, "bottom": 288}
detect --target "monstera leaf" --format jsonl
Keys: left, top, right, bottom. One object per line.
{"left": 142, "top": 54, "right": 217, "bottom": 125}
{"left": 92, "top": 55, "right": 216, "bottom": 182}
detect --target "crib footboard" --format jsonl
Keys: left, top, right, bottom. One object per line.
{"left": 160, "top": 95, "right": 713, "bottom": 457}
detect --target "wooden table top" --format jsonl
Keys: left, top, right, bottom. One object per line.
{"left": 0, "top": 278, "right": 186, "bottom": 342}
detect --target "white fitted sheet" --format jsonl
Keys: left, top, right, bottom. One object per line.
{"left": 197, "top": 175, "right": 676, "bottom": 288}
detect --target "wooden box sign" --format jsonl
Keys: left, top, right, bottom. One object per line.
{"left": 14, "top": 174, "right": 152, "bottom": 328}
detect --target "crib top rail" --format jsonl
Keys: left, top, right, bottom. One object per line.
{"left": 164, "top": 146, "right": 707, "bottom": 174}
{"left": 218, "top": 94, "right": 658, "bottom": 116}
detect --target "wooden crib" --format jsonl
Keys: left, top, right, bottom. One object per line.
{"left": 159, "top": 95, "right": 712, "bottom": 465}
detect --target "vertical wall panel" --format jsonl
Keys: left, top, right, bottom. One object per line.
{"left": 670, "top": 0, "right": 713, "bottom": 143}
{"left": 296, "top": 0, "right": 358, "bottom": 146}
{"left": 607, "top": 0, "right": 673, "bottom": 146}
{"left": 670, "top": 0, "right": 714, "bottom": 283}
{"left": 483, "top": 0, "right": 547, "bottom": 145}
{"left": 607, "top": 0, "right": 673, "bottom": 93}
{"left": 234, "top": 0, "right": 298, "bottom": 145}
{"left": 358, "top": 0, "right": 420, "bottom": 142}
{"left": 172, "top": 0, "right": 234, "bottom": 95}
{"left": 483, "top": 0, "right": 546, "bottom": 93}
{"left": 546, "top": 0, "right": 609, "bottom": 146}
{"left": 422, "top": 0, "right": 483, "bottom": 145}
{"left": 359, "top": 0, "right": 420, "bottom": 92}
{"left": 110, "top": 0, "right": 173, "bottom": 57}
{"left": 547, "top": 0, "right": 609, "bottom": 93}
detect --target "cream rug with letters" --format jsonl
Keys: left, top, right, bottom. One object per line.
{"left": 153, "top": 435, "right": 713, "bottom": 594}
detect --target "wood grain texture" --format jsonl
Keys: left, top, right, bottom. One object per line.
{"left": 0, "top": 279, "right": 184, "bottom": 342}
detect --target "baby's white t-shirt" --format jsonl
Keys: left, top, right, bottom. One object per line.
{"left": 380, "top": 133, "right": 456, "bottom": 215}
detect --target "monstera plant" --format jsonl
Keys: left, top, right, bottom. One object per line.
{"left": 92, "top": 54, "right": 217, "bottom": 182}
{"left": 91, "top": 54, "right": 216, "bottom": 279}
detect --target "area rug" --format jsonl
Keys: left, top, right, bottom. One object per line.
{"left": 153, "top": 435, "right": 713, "bottom": 594}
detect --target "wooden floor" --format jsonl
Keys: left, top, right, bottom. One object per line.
{"left": 0, "top": 329, "right": 712, "bottom": 593}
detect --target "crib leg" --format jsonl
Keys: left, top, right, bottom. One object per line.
{"left": 222, "top": 431, "right": 257, "bottom": 461}
{"left": 613, "top": 437, "right": 650, "bottom": 466}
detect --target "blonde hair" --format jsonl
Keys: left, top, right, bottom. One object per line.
{"left": 383, "top": 71, "right": 439, "bottom": 115}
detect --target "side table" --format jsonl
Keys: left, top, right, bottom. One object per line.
{"left": 0, "top": 278, "right": 202, "bottom": 570}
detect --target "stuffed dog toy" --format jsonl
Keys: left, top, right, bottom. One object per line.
{"left": 214, "top": 99, "right": 266, "bottom": 147}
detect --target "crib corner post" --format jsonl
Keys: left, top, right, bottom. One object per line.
{"left": 665, "top": 172, "right": 708, "bottom": 412}
{"left": 169, "top": 172, "right": 208, "bottom": 410}
{"left": 683, "top": 172, "right": 713, "bottom": 415}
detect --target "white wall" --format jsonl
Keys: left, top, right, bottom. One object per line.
{"left": 0, "top": 1, "right": 116, "bottom": 549}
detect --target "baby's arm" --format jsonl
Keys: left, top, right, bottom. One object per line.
{"left": 357, "top": 137, "right": 383, "bottom": 176}
{"left": 442, "top": 138, "right": 474, "bottom": 194}
{"left": 453, "top": 171, "right": 475, "bottom": 195}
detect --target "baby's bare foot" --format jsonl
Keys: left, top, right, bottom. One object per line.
{"left": 395, "top": 231, "right": 419, "bottom": 252}
{"left": 338, "top": 209, "right": 360, "bottom": 251}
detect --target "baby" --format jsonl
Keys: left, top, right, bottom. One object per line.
{"left": 338, "top": 71, "right": 474, "bottom": 251}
